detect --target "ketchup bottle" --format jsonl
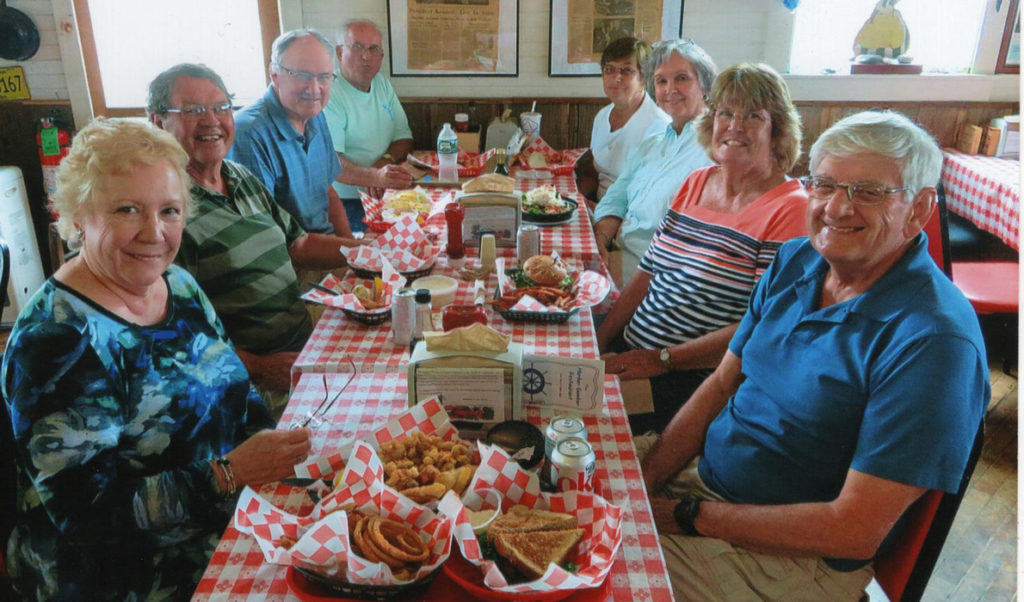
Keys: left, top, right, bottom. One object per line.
{"left": 445, "top": 202, "right": 466, "bottom": 268}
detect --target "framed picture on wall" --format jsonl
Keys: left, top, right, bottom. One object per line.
{"left": 387, "top": 0, "right": 518, "bottom": 76}
{"left": 996, "top": 0, "right": 1020, "bottom": 74}
{"left": 548, "top": 0, "right": 683, "bottom": 76}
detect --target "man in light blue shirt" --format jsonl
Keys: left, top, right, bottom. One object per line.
{"left": 230, "top": 29, "right": 353, "bottom": 236}
{"left": 324, "top": 19, "right": 414, "bottom": 231}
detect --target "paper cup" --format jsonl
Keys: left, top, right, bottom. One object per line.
{"left": 520, "top": 111, "right": 541, "bottom": 141}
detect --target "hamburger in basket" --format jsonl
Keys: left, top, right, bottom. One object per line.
{"left": 492, "top": 255, "right": 610, "bottom": 314}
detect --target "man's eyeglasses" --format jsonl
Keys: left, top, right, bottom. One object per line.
{"left": 713, "top": 108, "right": 770, "bottom": 126}
{"left": 601, "top": 65, "right": 638, "bottom": 77}
{"left": 343, "top": 43, "right": 384, "bottom": 57}
{"left": 800, "top": 176, "right": 909, "bottom": 206}
{"left": 163, "top": 102, "right": 233, "bottom": 119}
{"left": 275, "top": 64, "right": 338, "bottom": 85}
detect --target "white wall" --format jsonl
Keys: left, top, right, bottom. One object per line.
{"left": 11, "top": 0, "right": 1021, "bottom": 124}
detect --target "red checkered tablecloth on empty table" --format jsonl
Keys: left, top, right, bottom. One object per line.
{"left": 294, "top": 255, "right": 602, "bottom": 376}
{"left": 191, "top": 372, "right": 674, "bottom": 601}
{"left": 940, "top": 149, "right": 1020, "bottom": 251}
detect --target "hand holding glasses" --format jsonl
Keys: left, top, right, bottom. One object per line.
{"left": 290, "top": 357, "right": 357, "bottom": 430}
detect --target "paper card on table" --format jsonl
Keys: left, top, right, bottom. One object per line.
{"left": 520, "top": 355, "right": 605, "bottom": 413}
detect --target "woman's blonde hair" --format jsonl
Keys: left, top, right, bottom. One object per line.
{"left": 52, "top": 118, "right": 191, "bottom": 249}
{"left": 695, "top": 62, "right": 802, "bottom": 173}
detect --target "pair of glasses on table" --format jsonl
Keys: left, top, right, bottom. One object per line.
{"left": 290, "top": 357, "right": 357, "bottom": 429}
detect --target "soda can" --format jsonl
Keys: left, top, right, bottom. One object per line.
{"left": 391, "top": 288, "right": 416, "bottom": 346}
{"left": 549, "top": 437, "right": 596, "bottom": 493}
{"left": 517, "top": 224, "right": 541, "bottom": 267}
{"left": 545, "top": 415, "right": 586, "bottom": 464}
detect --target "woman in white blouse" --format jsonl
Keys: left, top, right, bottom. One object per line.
{"left": 577, "top": 37, "right": 670, "bottom": 203}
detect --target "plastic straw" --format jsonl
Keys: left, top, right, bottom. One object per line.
{"left": 531, "top": 101, "right": 536, "bottom": 112}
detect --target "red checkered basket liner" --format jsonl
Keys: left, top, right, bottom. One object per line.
{"left": 410, "top": 148, "right": 499, "bottom": 178}
{"left": 341, "top": 213, "right": 441, "bottom": 274}
{"left": 514, "top": 138, "right": 586, "bottom": 176}
{"left": 436, "top": 443, "right": 622, "bottom": 594}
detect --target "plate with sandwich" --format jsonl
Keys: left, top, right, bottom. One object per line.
{"left": 436, "top": 442, "right": 622, "bottom": 599}
{"left": 520, "top": 185, "right": 577, "bottom": 226}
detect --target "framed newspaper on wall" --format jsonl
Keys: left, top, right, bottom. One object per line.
{"left": 549, "top": 0, "right": 683, "bottom": 76}
{"left": 387, "top": 0, "right": 519, "bottom": 76}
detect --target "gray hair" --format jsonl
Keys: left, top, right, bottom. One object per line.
{"left": 338, "top": 18, "right": 382, "bottom": 44}
{"left": 809, "top": 111, "right": 942, "bottom": 199}
{"left": 146, "top": 63, "right": 233, "bottom": 116}
{"left": 643, "top": 38, "right": 717, "bottom": 98}
{"left": 270, "top": 28, "right": 335, "bottom": 70}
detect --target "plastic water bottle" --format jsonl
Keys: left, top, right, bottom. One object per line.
{"left": 437, "top": 123, "right": 459, "bottom": 182}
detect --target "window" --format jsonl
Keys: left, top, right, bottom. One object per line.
{"left": 74, "top": 0, "right": 279, "bottom": 116}
{"left": 789, "top": 0, "right": 988, "bottom": 74}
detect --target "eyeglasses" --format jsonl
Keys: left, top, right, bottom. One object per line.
{"left": 163, "top": 102, "right": 233, "bottom": 119}
{"left": 601, "top": 65, "right": 638, "bottom": 77}
{"left": 800, "top": 176, "right": 909, "bottom": 206}
{"left": 713, "top": 108, "right": 770, "bottom": 126}
{"left": 343, "top": 42, "right": 384, "bottom": 57}
{"left": 290, "top": 357, "right": 357, "bottom": 430}
{"left": 275, "top": 63, "right": 338, "bottom": 85}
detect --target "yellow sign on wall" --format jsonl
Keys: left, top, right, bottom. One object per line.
{"left": 0, "top": 66, "right": 31, "bottom": 101}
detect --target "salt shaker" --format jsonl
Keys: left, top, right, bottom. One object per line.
{"left": 480, "top": 233, "right": 497, "bottom": 271}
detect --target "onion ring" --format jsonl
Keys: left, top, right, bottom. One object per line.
{"left": 369, "top": 517, "right": 429, "bottom": 563}
{"left": 359, "top": 517, "right": 408, "bottom": 568}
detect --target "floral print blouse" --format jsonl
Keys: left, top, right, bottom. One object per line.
{"left": 1, "top": 265, "right": 274, "bottom": 601}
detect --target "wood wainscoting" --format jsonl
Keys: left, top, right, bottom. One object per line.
{"left": 400, "top": 98, "right": 1020, "bottom": 175}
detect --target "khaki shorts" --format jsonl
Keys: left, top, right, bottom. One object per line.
{"left": 634, "top": 435, "right": 875, "bottom": 602}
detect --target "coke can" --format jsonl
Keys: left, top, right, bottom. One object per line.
{"left": 545, "top": 415, "right": 586, "bottom": 465}
{"left": 549, "top": 437, "right": 596, "bottom": 492}
{"left": 391, "top": 288, "right": 416, "bottom": 346}
{"left": 517, "top": 224, "right": 541, "bottom": 267}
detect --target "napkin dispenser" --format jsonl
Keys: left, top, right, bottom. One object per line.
{"left": 454, "top": 191, "right": 520, "bottom": 248}
{"left": 408, "top": 341, "right": 523, "bottom": 439}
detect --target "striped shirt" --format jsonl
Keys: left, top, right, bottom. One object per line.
{"left": 624, "top": 166, "right": 808, "bottom": 351}
{"left": 176, "top": 160, "right": 313, "bottom": 354}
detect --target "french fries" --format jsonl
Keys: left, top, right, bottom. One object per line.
{"left": 491, "top": 285, "right": 575, "bottom": 311}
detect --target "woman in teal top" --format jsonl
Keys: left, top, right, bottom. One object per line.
{"left": 1, "top": 119, "right": 312, "bottom": 601}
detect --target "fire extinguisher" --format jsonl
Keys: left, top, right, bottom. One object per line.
{"left": 37, "top": 117, "right": 71, "bottom": 216}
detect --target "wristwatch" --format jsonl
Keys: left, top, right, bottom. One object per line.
{"left": 673, "top": 493, "right": 703, "bottom": 536}
{"left": 381, "top": 152, "right": 396, "bottom": 164}
{"left": 659, "top": 347, "right": 673, "bottom": 370}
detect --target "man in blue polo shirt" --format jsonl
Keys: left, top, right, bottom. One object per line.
{"left": 230, "top": 28, "right": 354, "bottom": 237}
{"left": 638, "top": 111, "right": 989, "bottom": 601}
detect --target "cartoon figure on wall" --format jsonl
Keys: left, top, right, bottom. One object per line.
{"left": 853, "top": 0, "right": 911, "bottom": 61}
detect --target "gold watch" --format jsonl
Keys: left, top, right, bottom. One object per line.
{"left": 381, "top": 153, "right": 396, "bottom": 164}
{"left": 659, "top": 347, "right": 672, "bottom": 370}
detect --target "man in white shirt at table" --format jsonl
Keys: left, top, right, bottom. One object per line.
{"left": 324, "top": 18, "right": 414, "bottom": 232}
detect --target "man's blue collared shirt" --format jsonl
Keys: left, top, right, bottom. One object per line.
{"left": 229, "top": 85, "right": 342, "bottom": 234}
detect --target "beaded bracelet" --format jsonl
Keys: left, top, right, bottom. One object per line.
{"left": 213, "top": 456, "right": 237, "bottom": 496}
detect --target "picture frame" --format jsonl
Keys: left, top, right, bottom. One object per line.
{"left": 387, "top": 0, "right": 518, "bottom": 76}
{"left": 996, "top": 0, "right": 1020, "bottom": 74}
{"left": 548, "top": 0, "right": 683, "bottom": 76}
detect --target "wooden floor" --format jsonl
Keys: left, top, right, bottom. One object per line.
{"left": 921, "top": 349, "right": 1018, "bottom": 601}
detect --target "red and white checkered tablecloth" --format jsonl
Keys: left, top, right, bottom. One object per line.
{"left": 192, "top": 372, "right": 673, "bottom": 601}
{"left": 940, "top": 149, "right": 1020, "bottom": 251}
{"left": 294, "top": 255, "right": 602, "bottom": 376}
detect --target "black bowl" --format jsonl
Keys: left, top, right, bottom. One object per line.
{"left": 521, "top": 196, "right": 577, "bottom": 224}
{"left": 485, "top": 420, "right": 545, "bottom": 471}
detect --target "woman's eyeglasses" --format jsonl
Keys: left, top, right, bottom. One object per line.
{"left": 713, "top": 108, "right": 770, "bottom": 126}
{"left": 601, "top": 65, "right": 637, "bottom": 77}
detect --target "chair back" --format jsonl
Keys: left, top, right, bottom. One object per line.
{"left": 923, "top": 185, "right": 952, "bottom": 278}
{"left": 1, "top": 235, "right": 12, "bottom": 583}
{"left": 873, "top": 421, "right": 985, "bottom": 601}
